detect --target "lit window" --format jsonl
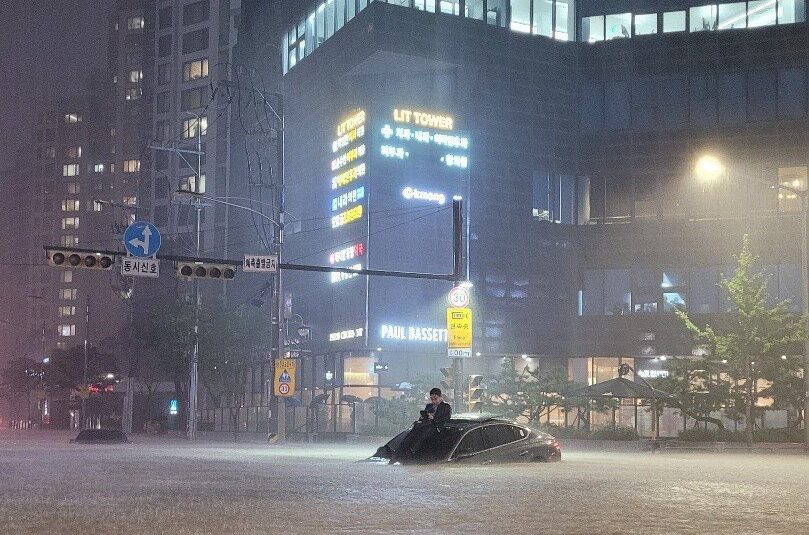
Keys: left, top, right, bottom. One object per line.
{"left": 606, "top": 13, "right": 632, "bottom": 40}
{"left": 125, "top": 87, "right": 142, "bottom": 100}
{"left": 779, "top": 0, "right": 807, "bottom": 24}
{"left": 180, "top": 174, "right": 206, "bottom": 193}
{"left": 94, "top": 164, "right": 105, "bottom": 173}
{"left": 60, "top": 235, "right": 79, "bottom": 247}
{"left": 181, "top": 116, "right": 208, "bottom": 138}
{"left": 509, "top": 0, "right": 531, "bottom": 33}
{"left": 65, "top": 146, "right": 82, "bottom": 159}
{"left": 634, "top": 13, "right": 658, "bottom": 35}
{"left": 61, "top": 199, "right": 80, "bottom": 211}
{"left": 718, "top": 3, "right": 747, "bottom": 30}
{"left": 663, "top": 11, "right": 686, "bottom": 32}
{"left": 127, "top": 16, "right": 145, "bottom": 30}
{"left": 182, "top": 58, "right": 209, "bottom": 81}
{"left": 59, "top": 288, "right": 77, "bottom": 300}
{"left": 112, "top": 74, "right": 118, "bottom": 84}
{"left": 64, "top": 113, "right": 82, "bottom": 123}
{"left": 128, "top": 69, "right": 143, "bottom": 83}
{"left": 61, "top": 217, "right": 79, "bottom": 230}
{"left": 123, "top": 159, "right": 141, "bottom": 173}
{"left": 93, "top": 201, "right": 103, "bottom": 212}
{"left": 66, "top": 182, "right": 79, "bottom": 194}
{"left": 123, "top": 197, "right": 137, "bottom": 206}
{"left": 58, "top": 306, "right": 76, "bottom": 317}
{"left": 58, "top": 324, "right": 76, "bottom": 337}
{"left": 582, "top": 16, "right": 605, "bottom": 42}
{"left": 61, "top": 271, "right": 73, "bottom": 283}
{"left": 110, "top": 127, "right": 116, "bottom": 137}
{"left": 63, "top": 164, "right": 79, "bottom": 177}
{"left": 690, "top": 5, "right": 718, "bottom": 32}
{"left": 778, "top": 167, "right": 807, "bottom": 212}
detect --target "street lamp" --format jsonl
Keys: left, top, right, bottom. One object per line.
{"left": 694, "top": 154, "right": 726, "bottom": 188}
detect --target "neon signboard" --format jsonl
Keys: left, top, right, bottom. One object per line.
{"left": 329, "top": 243, "right": 365, "bottom": 265}
{"left": 329, "top": 327, "right": 364, "bottom": 342}
{"left": 402, "top": 186, "right": 446, "bottom": 205}
{"left": 330, "top": 264, "right": 362, "bottom": 283}
{"left": 332, "top": 163, "right": 366, "bottom": 190}
{"left": 331, "top": 204, "right": 363, "bottom": 228}
{"left": 393, "top": 109, "right": 454, "bottom": 130}
{"left": 337, "top": 110, "right": 366, "bottom": 135}
{"left": 379, "top": 324, "right": 448, "bottom": 343}
{"left": 331, "top": 186, "right": 365, "bottom": 211}
{"left": 331, "top": 144, "right": 366, "bottom": 171}
{"left": 333, "top": 124, "right": 365, "bottom": 153}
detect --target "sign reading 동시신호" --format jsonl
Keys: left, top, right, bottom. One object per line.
{"left": 121, "top": 257, "right": 159, "bottom": 278}
{"left": 243, "top": 254, "right": 278, "bottom": 273}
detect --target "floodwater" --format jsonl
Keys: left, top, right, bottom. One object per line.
{"left": 0, "top": 430, "right": 807, "bottom": 534}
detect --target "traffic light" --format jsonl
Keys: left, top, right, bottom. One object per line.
{"left": 47, "top": 249, "right": 114, "bottom": 270}
{"left": 176, "top": 261, "right": 236, "bottom": 280}
{"left": 467, "top": 374, "right": 484, "bottom": 412}
{"left": 440, "top": 366, "right": 454, "bottom": 392}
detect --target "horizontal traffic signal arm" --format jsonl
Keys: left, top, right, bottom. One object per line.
{"left": 44, "top": 246, "right": 459, "bottom": 282}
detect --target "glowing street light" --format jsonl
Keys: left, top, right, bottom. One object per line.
{"left": 695, "top": 154, "right": 725, "bottom": 187}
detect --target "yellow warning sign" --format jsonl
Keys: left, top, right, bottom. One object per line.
{"left": 447, "top": 307, "right": 472, "bottom": 350}
{"left": 273, "top": 359, "right": 297, "bottom": 397}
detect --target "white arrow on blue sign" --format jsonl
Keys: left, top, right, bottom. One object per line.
{"left": 124, "top": 221, "right": 162, "bottom": 258}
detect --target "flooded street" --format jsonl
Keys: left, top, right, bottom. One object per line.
{"left": 1, "top": 431, "right": 807, "bottom": 534}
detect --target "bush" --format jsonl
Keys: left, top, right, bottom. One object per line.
{"left": 678, "top": 427, "right": 803, "bottom": 443}
{"left": 537, "top": 424, "right": 639, "bottom": 441}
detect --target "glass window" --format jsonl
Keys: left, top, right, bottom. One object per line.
{"left": 532, "top": 0, "right": 553, "bottom": 36}
{"left": 123, "top": 159, "right": 140, "bottom": 173}
{"left": 582, "top": 270, "right": 604, "bottom": 316}
{"left": 181, "top": 116, "right": 208, "bottom": 138}
{"left": 690, "top": 267, "right": 718, "bottom": 313}
{"left": 718, "top": 73, "right": 747, "bottom": 124}
{"left": 554, "top": 0, "right": 574, "bottom": 40}
{"left": 127, "top": 16, "right": 145, "bottom": 30}
{"left": 63, "top": 164, "right": 79, "bottom": 177}
{"left": 606, "top": 13, "right": 632, "bottom": 40}
{"left": 158, "top": 34, "right": 171, "bottom": 57}
{"left": 779, "top": 264, "right": 803, "bottom": 311}
{"left": 439, "top": 0, "right": 460, "bottom": 15}
{"left": 749, "top": 0, "right": 777, "bottom": 26}
{"left": 336, "top": 0, "right": 346, "bottom": 30}
{"left": 582, "top": 16, "right": 604, "bottom": 42}
{"left": 486, "top": 0, "right": 507, "bottom": 27}
{"left": 579, "top": 83, "right": 603, "bottom": 132}
{"left": 604, "top": 269, "right": 631, "bottom": 315}
{"left": 718, "top": 2, "right": 747, "bottom": 29}
{"left": 325, "top": 0, "right": 335, "bottom": 40}
{"left": 182, "top": 59, "right": 209, "bottom": 81}
{"left": 632, "top": 268, "right": 659, "bottom": 314}
{"left": 778, "top": 167, "right": 807, "bottom": 212}
{"left": 779, "top": 0, "right": 807, "bottom": 23}
{"left": 482, "top": 425, "right": 518, "bottom": 448}
{"left": 510, "top": 0, "right": 531, "bottom": 33}
{"left": 466, "top": 0, "right": 485, "bottom": 19}
{"left": 604, "top": 81, "right": 630, "bottom": 130}
{"left": 690, "top": 75, "right": 717, "bottom": 127}
{"left": 634, "top": 13, "right": 657, "bottom": 35}
{"left": 663, "top": 292, "right": 686, "bottom": 312}
{"left": 182, "top": 28, "right": 209, "bottom": 54}
{"left": 663, "top": 10, "right": 686, "bottom": 32}
{"left": 316, "top": 4, "right": 325, "bottom": 46}
{"left": 182, "top": 1, "right": 209, "bottom": 25}
{"left": 159, "top": 6, "right": 172, "bottom": 29}
{"left": 181, "top": 86, "right": 208, "bottom": 110}
{"left": 690, "top": 5, "right": 718, "bottom": 31}
{"left": 631, "top": 80, "right": 656, "bottom": 131}
{"left": 748, "top": 70, "right": 778, "bottom": 121}
{"left": 532, "top": 170, "right": 551, "bottom": 221}
{"left": 660, "top": 78, "right": 688, "bottom": 129}
{"left": 453, "top": 428, "right": 486, "bottom": 458}
{"left": 778, "top": 67, "right": 807, "bottom": 119}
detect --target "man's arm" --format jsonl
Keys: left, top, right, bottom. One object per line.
{"left": 434, "top": 403, "right": 451, "bottom": 424}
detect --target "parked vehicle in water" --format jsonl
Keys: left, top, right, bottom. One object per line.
{"left": 368, "top": 415, "right": 561, "bottom": 465}
{"left": 70, "top": 429, "right": 130, "bottom": 444}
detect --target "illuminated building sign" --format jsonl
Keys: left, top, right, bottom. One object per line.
{"left": 332, "top": 186, "right": 365, "bottom": 211}
{"left": 333, "top": 125, "right": 365, "bottom": 153}
{"left": 331, "top": 204, "right": 363, "bottom": 228}
{"left": 402, "top": 186, "right": 446, "bottom": 205}
{"left": 637, "top": 369, "right": 670, "bottom": 379}
{"left": 330, "top": 264, "right": 362, "bottom": 283}
{"left": 380, "top": 145, "right": 407, "bottom": 159}
{"left": 331, "top": 144, "right": 366, "bottom": 171}
{"left": 329, "top": 243, "right": 365, "bottom": 265}
{"left": 380, "top": 124, "right": 469, "bottom": 150}
{"left": 443, "top": 154, "right": 468, "bottom": 169}
{"left": 337, "top": 110, "right": 366, "bottom": 136}
{"left": 379, "top": 324, "right": 448, "bottom": 343}
{"left": 393, "top": 109, "right": 453, "bottom": 130}
{"left": 329, "top": 327, "right": 364, "bottom": 342}
{"left": 332, "top": 163, "right": 366, "bottom": 190}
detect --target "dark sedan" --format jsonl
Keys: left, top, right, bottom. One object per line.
{"left": 369, "top": 416, "right": 561, "bottom": 465}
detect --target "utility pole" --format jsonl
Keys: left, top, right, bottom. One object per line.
{"left": 451, "top": 197, "right": 464, "bottom": 410}
{"left": 801, "top": 193, "right": 809, "bottom": 452}
{"left": 271, "top": 94, "right": 286, "bottom": 442}
{"left": 82, "top": 294, "right": 89, "bottom": 430}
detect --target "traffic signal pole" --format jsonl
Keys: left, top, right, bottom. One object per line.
{"left": 451, "top": 197, "right": 464, "bottom": 411}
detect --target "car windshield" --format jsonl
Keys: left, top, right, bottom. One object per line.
{"left": 399, "top": 424, "right": 467, "bottom": 462}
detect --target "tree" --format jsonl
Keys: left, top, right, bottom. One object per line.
{"left": 676, "top": 235, "right": 805, "bottom": 445}
{"left": 197, "top": 299, "right": 271, "bottom": 440}
{"left": 371, "top": 374, "right": 440, "bottom": 433}
{"left": 0, "top": 358, "right": 40, "bottom": 423}
{"left": 47, "top": 346, "right": 119, "bottom": 391}
{"left": 485, "top": 358, "right": 582, "bottom": 425}
{"left": 659, "top": 356, "right": 734, "bottom": 431}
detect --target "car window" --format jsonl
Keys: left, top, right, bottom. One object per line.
{"left": 482, "top": 424, "right": 520, "bottom": 448}
{"left": 511, "top": 425, "right": 528, "bottom": 440}
{"left": 408, "top": 425, "right": 465, "bottom": 462}
{"left": 453, "top": 428, "right": 486, "bottom": 458}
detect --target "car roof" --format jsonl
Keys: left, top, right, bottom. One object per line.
{"left": 446, "top": 415, "right": 517, "bottom": 426}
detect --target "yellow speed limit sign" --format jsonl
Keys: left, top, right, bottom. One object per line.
{"left": 274, "top": 359, "right": 297, "bottom": 397}
{"left": 447, "top": 307, "right": 472, "bottom": 356}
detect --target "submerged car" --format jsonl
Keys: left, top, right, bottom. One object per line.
{"left": 369, "top": 416, "right": 561, "bottom": 465}
{"left": 70, "top": 429, "right": 130, "bottom": 444}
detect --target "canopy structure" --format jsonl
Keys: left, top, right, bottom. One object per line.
{"left": 570, "top": 377, "right": 673, "bottom": 400}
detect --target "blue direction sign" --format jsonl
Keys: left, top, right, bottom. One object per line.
{"left": 124, "top": 221, "right": 161, "bottom": 258}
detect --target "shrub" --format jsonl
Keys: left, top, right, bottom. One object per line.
{"left": 678, "top": 428, "right": 803, "bottom": 443}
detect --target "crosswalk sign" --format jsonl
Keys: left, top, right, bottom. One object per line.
{"left": 274, "top": 359, "right": 296, "bottom": 397}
